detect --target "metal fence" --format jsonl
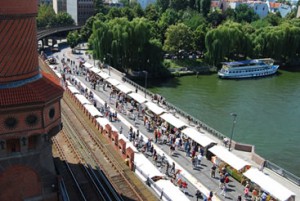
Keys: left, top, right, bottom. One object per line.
{"left": 265, "top": 160, "right": 300, "bottom": 186}
{"left": 119, "top": 70, "right": 300, "bottom": 186}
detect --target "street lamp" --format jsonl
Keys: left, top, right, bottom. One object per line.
{"left": 142, "top": 71, "right": 148, "bottom": 98}
{"left": 228, "top": 113, "right": 237, "bottom": 151}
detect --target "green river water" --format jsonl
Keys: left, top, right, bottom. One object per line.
{"left": 148, "top": 70, "right": 300, "bottom": 177}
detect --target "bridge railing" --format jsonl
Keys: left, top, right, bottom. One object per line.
{"left": 265, "top": 160, "right": 300, "bottom": 186}
{"left": 119, "top": 68, "right": 300, "bottom": 186}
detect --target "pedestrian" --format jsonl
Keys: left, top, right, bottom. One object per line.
{"left": 166, "top": 162, "right": 170, "bottom": 175}
{"left": 192, "top": 156, "right": 197, "bottom": 168}
{"left": 237, "top": 195, "right": 242, "bottom": 201}
{"left": 197, "top": 153, "right": 202, "bottom": 167}
{"left": 220, "top": 184, "right": 226, "bottom": 197}
{"left": 195, "top": 190, "right": 202, "bottom": 201}
{"left": 170, "top": 162, "right": 175, "bottom": 174}
{"left": 211, "top": 164, "right": 216, "bottom": 178}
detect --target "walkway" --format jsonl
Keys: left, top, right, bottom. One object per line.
{"left": 47, "top": 45, "right": 300, "bottom": 201}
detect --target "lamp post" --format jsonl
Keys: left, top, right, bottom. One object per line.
{"left": 228, "top": 113, "right": 237, "bottom": 151}
{"left": 142, "top": 70, "right": 148, "bottom": 98}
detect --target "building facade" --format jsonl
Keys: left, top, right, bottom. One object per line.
{"left": 0, "top": 1, "right": 63, "bottom": 201}
{"left": 53, "top": 0, "right": 67, "bottom": 14}
{"left": 67, "top": 0, "right": 95, "bottom": 25}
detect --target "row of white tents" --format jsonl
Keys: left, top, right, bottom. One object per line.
{"left": 64, "top": 66, "right": 295, "bottom": 201}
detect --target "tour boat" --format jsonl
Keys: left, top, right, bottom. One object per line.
{"left": 218, "top": 58, "right": 279, "bottom": 79}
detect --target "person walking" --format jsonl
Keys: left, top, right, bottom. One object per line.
{"left": 197, "top": 153, "right": 202, "bottom": 167}
{"left": 211, "top": 164, "right": 216, "bottom": 178}
{"left": 165, "top": 162, "right": 170, "bottom": 176}
{"left": 170, "top": 162, "right": 175, "bottom": 175}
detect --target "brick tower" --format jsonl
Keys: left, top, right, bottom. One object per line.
{"left": 0, "top": 1, "right": 64, "bottom": 201}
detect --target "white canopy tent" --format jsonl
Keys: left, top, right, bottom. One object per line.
{"left": 90, "top": 67, "right": 101, "bottom": 74}
{"left": 67, "top": 85, "right": 80, "bottom": 94}
{"left": 75, "top": 94, "right": 91, "bottom": 105}
{"left": 181, "top": 127, "right": 217, "bottom": 147}
{"left": 97, "top": 72, "right": 110, "bottom": 80}
{"left": 84, "top": 104, "right": 103, "bottom": 118}
{"left": 128, "top": 93, "right": 148, "bottom": 104}
{"left": 155, "top": 179, "right": 190, "bottom": 201}
{"left": 116, "top": 84, "right": 132, "bottom": 94}
{"left": 134, "top": 153, "right": 164, "bottom": 179}
{"left": 95, "top": 117, "right": 110, "bottom": 127}
{"left": 243, "top": 168, "right": 295, "bottom": 201}
{"left": 145, "top": 102, "right": 166, "bottom": 115}
{"left": 106, "top": 78, "right": 120, "bottom": 87}
{"left": 208, "top": 145, "right": 251, "bottom": 171}
{"left": 160, "top": 113, "right": 187, "bottom": 129}
{"left": 83, "top": 62, "right": 93, "bottom": 68}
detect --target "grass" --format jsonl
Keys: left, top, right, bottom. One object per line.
{"left": 164, "top": 59, "right": 206, "bottom": 69}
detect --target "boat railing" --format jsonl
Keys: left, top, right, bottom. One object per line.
{"left": 265, "top": 160, "right": 300, "bottom": 186}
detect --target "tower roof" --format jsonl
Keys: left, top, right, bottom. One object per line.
{"left": 0, "top": 72, "right": 63, "bottom": 107}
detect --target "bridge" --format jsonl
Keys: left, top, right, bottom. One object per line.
{"left": 37, "top": 26, "right": 82, "bottom": 41}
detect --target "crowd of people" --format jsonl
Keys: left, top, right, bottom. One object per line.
{"left": 47, "top": 52, "right": 274, "bottom": 201}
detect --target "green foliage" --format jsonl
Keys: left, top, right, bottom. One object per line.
{"left": 37, "top": 4, "right": 56, "bottom": 28}
{"left": 181, "top": 9, "right": 207, "bottom": 30}
{"left": 164, "top": 23, "right": 194, "bottom": 53}
{"left": 207, "top": 9, "right": 225, "bottom": 27}
{"left": 67, "top": 31, "right": 80, "bottom": 49}
{"left": 145, "top": 4, "right": 160, "bottom": 21}
{"left": 234, "top": 4, "right": 259, "bottom": 23}
{"left": 205, "top": 21, "right": 252, "bottom": 66}
{"left": 37, "top": 4, "right": 74, "bottom": 28}
{"left": 90, "top": 17, "right": 164, "bottom": 75}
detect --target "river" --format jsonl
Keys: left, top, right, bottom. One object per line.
{"left": 148, "top": 70, "right": 300, "bottom": 177}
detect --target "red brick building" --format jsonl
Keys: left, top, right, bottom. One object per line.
{"left": 0, "top": 1, "right": 63, "bottom": 200}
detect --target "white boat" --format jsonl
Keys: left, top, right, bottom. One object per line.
{"left": 218, "top": 58, "right": 279, "bottom": 79}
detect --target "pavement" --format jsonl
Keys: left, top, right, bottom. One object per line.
{"left": 46, "top": 43, "right": 300, "bottom": 201}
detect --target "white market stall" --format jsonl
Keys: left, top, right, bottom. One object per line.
{"left": 83, "top": 62, "right": 93, "bottom": 69}
{"left": 116, "top": 84, "right": 132, "bottom": 94}
{"left": 134, "top": 153, "right": 164, "bottom": 180}
{"left": 128, "top": 93, "right": 148, "bottom": 104}
{"left": 160, "top": 113, "right": 187, "bottom": 129}
{"left": 97, "top": 71, "right": 110, "bottom": 80}
{"left": 155, "top": 179, "right": 190, "bottom": 201}
{"left": 90, "top": 67, "right": 101, "bottom": 74}
{"left": 84, "top": 104, "right": 103, "bottom": 118}
{"left": 145, "top": 102, "right": 166, "bottom": 115}
{"left": 208, "top": 145, "right": 251, "bottom": 182}
{"left": 181, "top": 127, "right": 217, "bottom": 147}
{"left": 95, "top": 117, "right": 110, "bottom": 128}
{"left": 106, "top": 78, "right": 120, "bottom": 87}
{"left": 243, "top": 168, "right": 295, "bottom": 201}
{"left": 67, "top": 85, "right": 80, "bottom": 95}
{"left": 75, "top": 94, "right": 91, "bottom": 105}
{"left": 209, "top": 145, "right": 251, "bottom": 171}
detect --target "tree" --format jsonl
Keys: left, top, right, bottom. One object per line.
{"left": 205, "top": 21, "right": 252, "bottom": 66}
{"left": 51, "top": 12, "right": 74, "bottom": 27}
{"left": 163, "top": 23, "right": 194, "bottom": 53}
{"left": 201, "top": 0, "right": 211, "bottom": 17}
{"left": 170, "top": 0, "right": 188, "bottom": 11}
{"left": 156, "top": 0, "right": 170, "bottom": 13}
{"left": 67, "top": 31, "right": 80, "bottom": 49}
{"left": 133, "top": 3, "right": 145, "bottom": 18}
{"left": 234, "top": 4, "right": 259, "bottom": 23}
{"left": 37, "top": 4, "right": 56, "bottom": 28}
{"left": 207, "top": 9, "right": 225, "bottom": 27}
{"left": 181, "top": 9, "right": 207, "bottom": 30}
{"left": 145, "top": 4, "right": 160, "bottom": 21}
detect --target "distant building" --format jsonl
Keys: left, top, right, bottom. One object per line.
{"left": 53, "top": 0, "right": 67, "bottom": 14}
{"left": 248, "top": 1, "right": 269, "bottom": 18}
{"left": 39, "top": 0, "right": 52, "bottom": 5}
{"left": 297, "top": 6, "right": 300, "bottom": 18}
{"left": 131, "top": 0, "right": 157, "bottom": 9}
{"left": 67, "top": 0, "right": 95, "bottom": 25}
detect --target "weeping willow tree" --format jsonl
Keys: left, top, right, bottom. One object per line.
{"left": 205, "top": 21, "right": 252, "bottom": 66}
{"left": 252, "top": 22, "right": 300, "bottom": 64}
{"left": 89, "top": 17, "right": 164, "bottom": 75}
